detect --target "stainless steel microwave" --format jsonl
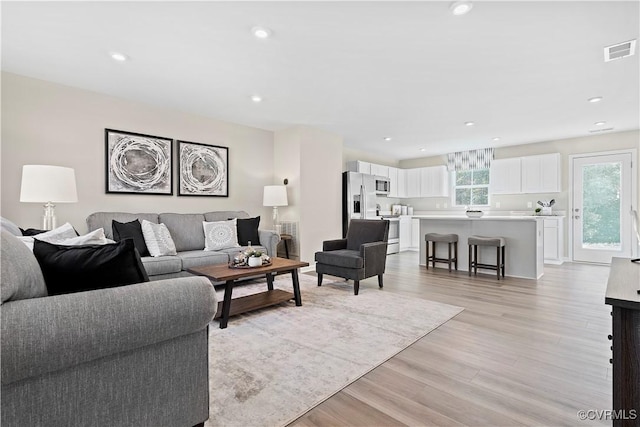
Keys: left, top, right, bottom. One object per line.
{"left": 374, "top": 176, "right": 390, "bottom": 195}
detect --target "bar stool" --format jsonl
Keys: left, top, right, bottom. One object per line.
{"left": 468, "top": 235, "right": 506, "bottom": 280}
{"left": 425, "top": 233, "right": 458, "bottom": 272}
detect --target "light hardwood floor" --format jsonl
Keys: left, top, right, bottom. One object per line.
{"left": 291, "top": 251, "right": 612, "bottom": 426}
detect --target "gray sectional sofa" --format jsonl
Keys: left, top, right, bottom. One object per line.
{"left": 0, "top": 227, "right": 217, "bottom": 427}
{"left": 87, "top": 210, "right": 280, "bottom": 281}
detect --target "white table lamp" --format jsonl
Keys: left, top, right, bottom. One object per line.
{"left": 263, "top": 185, "right": 288, "bottom": 234}
{"left": 20, "top": 165, "right": 78, "bottom": 230}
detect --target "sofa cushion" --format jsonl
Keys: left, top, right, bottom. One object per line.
{"left": 178, "top": 250, "right": 230, "bottom": 270}
{"left": 235, "top": 216, "right": 261, "bottom": 246}
{"left": 315, "top": 249, "right": 364, "bottom": 269}
{"left": 87, "top": 212, "right": 159, "bottom": 240}
{"left": 158, "top": 213, "right": 206, "bottom": 252}
{"left": 32, "top": 239, "right": 149, "bottom": 296}
{"left": 141, "top": 220, "right": 178, "bottom": 257}
{"left": 204, "top": 211, "right": 249, "bottom": 222}
{"left": 112, "top": 219, "right": 150, "bottom": 257}
{"left": 203, "top": 219, "right": 240, "bottom": 251}
{"left": 0, "top": 217, "right": 22, "bottom": 236}
{"left": 1, "top": 230, "right": 48, "bottom": 303}
{"left": 141, "top": 256, "right": 182, "bottom": 276}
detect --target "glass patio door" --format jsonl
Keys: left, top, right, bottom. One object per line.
{"left": 572, "top": 153, "right": 633, "bottom": 264}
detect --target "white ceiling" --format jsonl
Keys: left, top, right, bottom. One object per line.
{"left": 2, "top": 1, "right": 639, "bottom": 160}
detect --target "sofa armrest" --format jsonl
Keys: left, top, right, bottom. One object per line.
{"left": 323, "top": 238, "right": 348, "bottom": 251}
{"left": 258, "top": 229, "right": 280, "bottom": 257}
{"left": 1, "top": 276, "right": 216, "bottom": 385}
{"left": 361, "top": 241, "right": 388, "bottom": 276}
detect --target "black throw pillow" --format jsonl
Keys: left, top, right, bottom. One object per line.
{"left": 233, "top": 216, "right": 261, "bottom": 246}
{"left": 112, "top": 219, "right": 150, "bottom": 257}
{"left": 33, "top": 239, "right": 149, "bottom": 296}
{"left": 20, "top": 227, "right": 47, "bottom": 236}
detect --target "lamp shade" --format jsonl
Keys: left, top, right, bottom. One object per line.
{"left": 263, "top": 185, "right": 288, "bottom": 207}
{"left": 20, "top": 165, "right": 78, "bottom": 203}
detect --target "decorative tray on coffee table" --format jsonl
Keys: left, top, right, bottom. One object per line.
{"left": 228, "top": 260, "right": 272, "bottom": 269}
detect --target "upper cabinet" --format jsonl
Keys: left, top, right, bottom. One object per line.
{"left": 346, "top": 160, "right": 371, "bottom": 174}
{"left": 388, "top": 167, "right": 399, "bottom": 197}
{"left": 420, "top": 166, "right": 450, "bottom": 197}
{"left": 370, "top": 164, "right": 389, "bottom": 178}
{"left": 490, "top": 158, "right": 522, "bottom": 194}
{"left": 489, "top": 153, "right": 561, "bottom": 195}
{"left": 397, "top": 168, "right": 407, "bottom": 198}
{"left": 406, "top": 169, "right": 421, "bottom": 198}
{"left": 520, "top": 153, "right": 561, "bottom": 193}
{"left": 346, "top": 161, "right": 450, "bottom": 199}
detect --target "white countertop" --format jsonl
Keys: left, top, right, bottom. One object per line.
{"left": 412, "top": 215, "right": 544, "bottom": 221}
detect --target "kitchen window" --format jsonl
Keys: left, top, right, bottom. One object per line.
{"left": 453, "top": 169, "right": 489, "bottom": 206}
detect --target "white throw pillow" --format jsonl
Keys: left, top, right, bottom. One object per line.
{"left": 141, "top": 220, "right": 178, "bottom": 257}
{"left": 33, "top": 223, "right": 78, "bottom": 243}
{"left": 203, "top": 219, "right": 240, "bottom": 251}
{"left": 21, "top": 228, "right": 114, "bottom": 250}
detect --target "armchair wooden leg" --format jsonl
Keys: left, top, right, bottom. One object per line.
{"left": 354, "top": 280, "right": 360, "bottom": 295}
{"left": 317, "top": 273, "right": 323, "bottom": 287}
{"left": 378, "top": 275, "right": 383, "bottom": 289}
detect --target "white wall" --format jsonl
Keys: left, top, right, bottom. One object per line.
{"left": 275, "top": 126, "right": 343, "bottom": 264}
{"left": 1, "top": 73, "right": 275, "bottom": 232}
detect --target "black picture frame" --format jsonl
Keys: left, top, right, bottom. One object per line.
{"left": 105, "top": 129, "right": 173, "bottom": 195}
{"left": 178, "top": 140, "right": 229, "bottom": 197}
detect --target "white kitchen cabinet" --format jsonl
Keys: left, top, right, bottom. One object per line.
{"left": 399, "top": 216, "right": 412, "bottom": 251}
{"left": 411, "top": 218, "right": 420, "bottom": 250}
{"left": 419, "top": 166, "right": 450, "bottom": 197}
{"left": 388, "top": 167, "right": 398, "bottom": 197}
{"left": 490, "top": 158, "right": 522, "bottom": 194}
{"left": 406, "top": 169, "right": 421, "bottom": 198}
{"left": 370, "top": 164, "right": 389, "bottom": 178}
{"left": 521, "top": 153, "right": 561, "bottom": 193}
{"left": 397, "top": 168, "right": 407, "bottom": 198}
{"left": 346, "top": 160, "right": 371, "bottom": 174}
{"left": 543, "top": 217, "right": 564, "bottom": 264}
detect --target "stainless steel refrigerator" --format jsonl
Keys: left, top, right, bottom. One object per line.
{"left": 342, "top": 172, "right": 377, "bottom": 237}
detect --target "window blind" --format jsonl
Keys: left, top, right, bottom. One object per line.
{"left": 447, "top": 148, "right": 494, "bottom": 171}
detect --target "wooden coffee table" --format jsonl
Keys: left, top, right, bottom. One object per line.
{"left": 187, "top": 257, "right": 309, "bottom": 329}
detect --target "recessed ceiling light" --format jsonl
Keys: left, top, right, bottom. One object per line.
{"left": 420, "top": 148, "right": 426, "bottom": 152}
{"left": 594, "top": 121, "right": 606, "bottom": 126}
{"left": 110, "top": 52, "right": 128, "bottom": 62}
{"left": 450, "top": 1, "right": 473, "bottom": 16}
{"left": 250, "top": 95, "right": 262, "bottom": 103}
{"left": 588, "top": 96, "right": 603, "bottom": 103}
{"left": 252, "top": 26, "right": 271, "bottom": 39}
{"left": 492, "top": 137, "right": 501, "bottom": 141}
{"left": 383, "top": 137, "right": 392, "bottom": 141}
{"left": 465, "top": 121, "right": 475, "bottom": 127}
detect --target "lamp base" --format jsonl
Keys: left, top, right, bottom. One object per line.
{"left": 42, "top": 202, "right": 57, "bottom": 230}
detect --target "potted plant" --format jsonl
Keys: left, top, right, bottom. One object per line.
{"left": 246, "top": 250, "right": 263, "bottom": 267}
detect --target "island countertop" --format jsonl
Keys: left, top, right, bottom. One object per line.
{"left": 412, "top": 215, "right": 544, "bottom": 221}
{"left": 415, "top": 216, "right": 544, "bottom": 279}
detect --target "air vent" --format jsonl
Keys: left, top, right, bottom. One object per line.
{"left": 604, "top": 39, "right": 636, "bottom": 62}
{"left": 589, "top": 127, "right": 614, "bottom": 133}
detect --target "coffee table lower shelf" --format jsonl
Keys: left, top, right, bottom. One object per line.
{"left": 213, "top": 289, "right": 294, "bottom": 319}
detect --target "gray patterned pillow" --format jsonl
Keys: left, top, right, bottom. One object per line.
{"left": 203, "top": 219, "right": 240, "bottom": 251}
{"left": 141, "top": 220, "right": 177, "bottom": 257}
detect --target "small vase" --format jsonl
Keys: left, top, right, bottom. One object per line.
{"left": 542, "top": 207, "right": 552, "bottom": 216}
{"left": 248, "top": 256, "right": 262, "bottom": 267}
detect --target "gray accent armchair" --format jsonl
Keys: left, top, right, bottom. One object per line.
{"left": 315, "top": 219, "right": 389, "bottom": 295}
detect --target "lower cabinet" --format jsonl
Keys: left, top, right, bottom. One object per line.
{"left": 399, "top": 216, "right": 420, "bottom": 251}
{"left": 543, "top": 217, "right": 564, "bottom": 264}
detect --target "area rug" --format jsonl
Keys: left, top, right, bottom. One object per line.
{"left": 206, "top": 274, "right": 463, "bottom": 427}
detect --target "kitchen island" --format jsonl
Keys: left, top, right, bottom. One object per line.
{"left": 414, "top": 215, "right": 544, "bottom": 279}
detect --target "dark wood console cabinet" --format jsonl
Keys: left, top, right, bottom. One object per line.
{"left": 605, "top": 258, "right": 640, "bottom": 426}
